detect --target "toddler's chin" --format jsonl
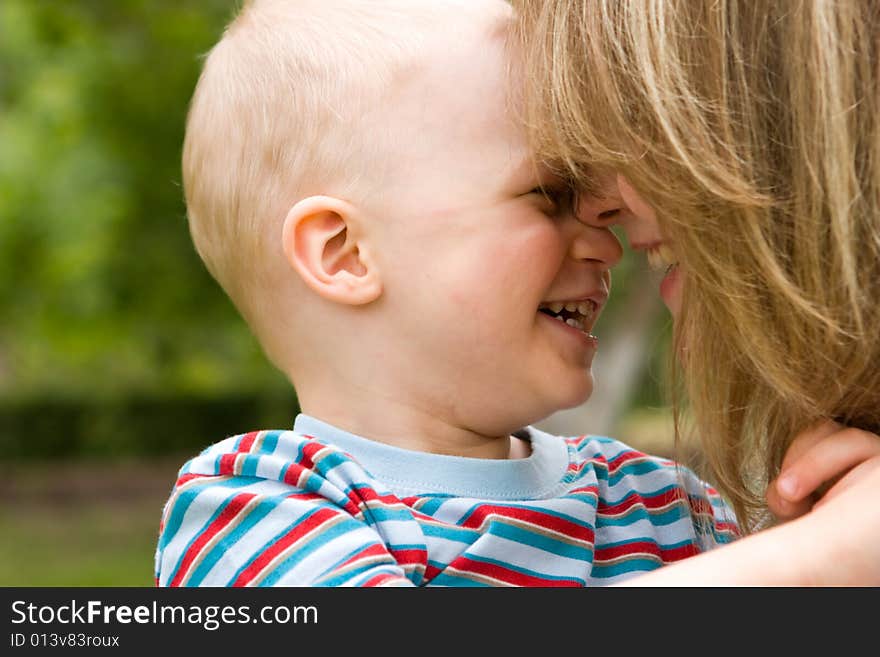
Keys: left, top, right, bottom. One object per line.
{"left": 555, "top": 371, "right": 594, "bottom": 412}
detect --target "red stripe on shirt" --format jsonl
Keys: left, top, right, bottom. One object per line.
{"left": 449, "top": 556, "right": 581, "bottom": 587}
{"left": 594, "top": 540, "right": 699, "bottom": 563}
{"left": 388, "top": 547, "right": 427, "bottom": 568}
{"left": 459, "top": 504, "right": 591, "bottom": 540}
{"left": 338, "top": 543, "right": 390, "bottom": 569}
{"left": 237, "top": 431, "right": 258, "bottom": 453}
{"left": 230, "top": 506, "right": 340, "bottom": 587}
{"left": 598, "top": 488, "right": 685, "bottom": 516}
{"left": 175, "top": 473, "right": 210, "bottom": 488}
{"left": 297, "top": 439, "right": 326, "bottom": 471}
{"left": 169, "top": 492, "right": 257, "bottom": 587}
{"left": 360, "top": 572, "right": 405, "bottom": 586}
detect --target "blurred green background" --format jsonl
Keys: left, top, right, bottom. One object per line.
{"left": 0, "top": 0, "right": 676, "bottom": 586}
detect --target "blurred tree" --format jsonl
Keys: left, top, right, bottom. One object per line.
{"left": 0, "top": 0, "right": 291, "bottom": 401}
{"left": 0, "top": 1, "right": 671, "bottom": 458}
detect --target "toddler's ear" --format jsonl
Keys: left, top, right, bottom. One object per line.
{"left": 281, "top": 196, "right": 382, "bottom": 305}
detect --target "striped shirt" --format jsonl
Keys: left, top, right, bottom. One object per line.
{"left": 155, "top": 415, "right": 738, "bottom": 586}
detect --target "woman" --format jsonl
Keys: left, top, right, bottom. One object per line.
{"left": 513, "top": 0, "right": 880, "bottom": 537}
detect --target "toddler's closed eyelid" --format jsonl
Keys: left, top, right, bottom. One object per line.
{"left": 539, "top": 188, "right": 577, "bottom": 217}
{"left": 534, "top": 180, "right": 576, "bottom": 200}
{"left": 575, "top": 190, "right": 625, "bottom": 226}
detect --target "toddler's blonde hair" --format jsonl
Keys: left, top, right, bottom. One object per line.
{"left": 182, "top": 0, "right": 446, "bottom": 335}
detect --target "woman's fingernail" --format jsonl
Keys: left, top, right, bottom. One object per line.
{"left": 777, "top": 474, "right": 799, "bottom": 499}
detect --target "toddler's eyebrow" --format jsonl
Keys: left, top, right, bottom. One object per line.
{"left": 506, "top": 156, "right": 563, "bottom": 189}
{"left": 506, "top": 156, "right": 538, "bottom": 184}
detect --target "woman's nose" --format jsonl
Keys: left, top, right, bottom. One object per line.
{"left": 615, "top": 174, "right": 657, "bottom": 224}
{"left": 575, "top": 173, "right": 625, "bottom": 228}
{"left": 571, "top": 189, "right": 624, "bottom": 268}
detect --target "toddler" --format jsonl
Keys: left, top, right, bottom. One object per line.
{"left": 155, "top": 0, "right": 736, "bottom": 587}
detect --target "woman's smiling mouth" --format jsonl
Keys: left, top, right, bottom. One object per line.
{"left": 645, "top": 243, "right": 677, "bottom": 271}
{"left": 642, "top": 243, "right": 682, "bottom": 312}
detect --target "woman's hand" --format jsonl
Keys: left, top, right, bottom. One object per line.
{"left": 767, "top": 420, "right": 880, "bottom": 521}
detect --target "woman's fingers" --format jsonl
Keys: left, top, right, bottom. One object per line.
{"left": 778, "top": 420, "right": 842, "bottom": 472}
{"left": 766, "top": 480, "right": 812, "bottom": 521}
{"left": 778, "top": 427, "right": 880, "bottom": 500}
{"left": 766, "top": 420, "right": 840, "bottom": 520}
{"left": 768, "top": 425, "right": 880, "bottom": 521}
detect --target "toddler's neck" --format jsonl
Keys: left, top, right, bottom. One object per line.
{"left": 297, "top": 396, "right": 531, "bottom": 460}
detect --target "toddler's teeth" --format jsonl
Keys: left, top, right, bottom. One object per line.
{"left": 550, "top": 302, "right": 564, "bottom": 314}
{"left": 565, "top": 301, "right": 578, "bottom": 312}
{"left": 577, "top": 301, "right": 591, "bottom": 316}
{"left": 554, "top": 314, "right": 565, "bottom": 322}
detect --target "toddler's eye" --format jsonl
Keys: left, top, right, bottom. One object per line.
{"left": 529, "top": 185, "right": 576, "bottom": 216}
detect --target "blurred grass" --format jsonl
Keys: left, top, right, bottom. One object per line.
{"left": 0, "top": 457, "right": 186, "bottom": 586}
{"left": 0, "top": 505, "right": 158, "bottom": 586}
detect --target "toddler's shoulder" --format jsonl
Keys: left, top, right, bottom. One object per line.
{"left": 176, "top": 428, "right": 366, "bottom": 484}
{"left": 564, "top": 433, "right": 685, "bottom": 481}
{"left": 563, "top": 433, "right": 739, "bottom": 539}
{"left": 155, "top": 429, "right": 405, "bottom": 586}
{"left": 160, "top": 428, "right": 381, "bottom": 531}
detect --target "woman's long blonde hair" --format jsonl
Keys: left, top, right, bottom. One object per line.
{"left": 514, "top": 0, "right": 880, "bottom": 531}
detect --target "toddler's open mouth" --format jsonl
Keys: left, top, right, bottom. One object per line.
{"left": 538, "top": 300, "right": 597, "bottom": 333}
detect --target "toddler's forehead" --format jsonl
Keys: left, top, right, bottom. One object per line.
{"left": 395, "top": 34, "right": 522, "bottom": 140}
